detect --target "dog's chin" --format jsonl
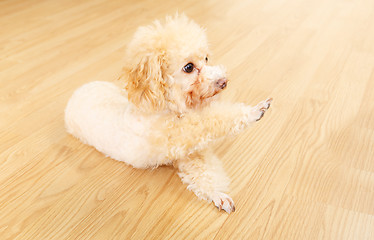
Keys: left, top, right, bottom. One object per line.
{"left": 184, "top": 85, "right": 224, "bottom": 109}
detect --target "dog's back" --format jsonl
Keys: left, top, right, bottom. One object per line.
{"left": 65, "top": 81, "right": 153, "bottom": 168}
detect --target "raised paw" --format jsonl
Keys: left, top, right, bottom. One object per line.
{"left": 211, "top": 192, "right": 235, "bottom": 214}
{"left": 255, "top": 98, "right": 273, "bottom": 121}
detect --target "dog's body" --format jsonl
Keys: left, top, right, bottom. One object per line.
{"left": 65, "top": 81, "right": 157, "bottom": 168}
{"left": 65, "top": 15, "right": 272, "bottom": 213}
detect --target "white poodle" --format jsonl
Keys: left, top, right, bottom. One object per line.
{"left": 65, "top": 14, "right": 272, "bottom": 213}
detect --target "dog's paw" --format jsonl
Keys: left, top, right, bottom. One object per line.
{"left": 211, "top": 192, "right": 235, "bottom": 214}
{"left": 255, "top": 98, "right": 272, "bottom": 121}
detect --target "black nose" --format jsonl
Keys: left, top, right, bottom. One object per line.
{"left": 216, "top": 78, "right": 227, "bottom": 89}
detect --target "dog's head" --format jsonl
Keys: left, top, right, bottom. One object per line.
{"left": 121, "top": 14, "right": 227, "bottom": 113}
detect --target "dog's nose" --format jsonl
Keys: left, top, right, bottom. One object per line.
{"left": 217, "top": 79, "right": 227, "bottom": 89}
{"left": 216, "top": 78, "right": 227, "bottom": 89}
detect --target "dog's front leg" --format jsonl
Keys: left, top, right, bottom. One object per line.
{"left": 217, "top": 97, "right": 273, "bottom": 135}
{"left": 174, "top": 151, "right": 235, "bottom": 213}
{"left": 167, "top": 98, "right": 272, "bottom": 157}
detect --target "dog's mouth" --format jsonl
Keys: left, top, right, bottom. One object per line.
{"left": 211, "top": 78, "right": 228, "bottom": 97}
{"left": 209, "top": 89, "right": 221, "bottom": 98}
{"left": 201, "top": 83, "right": 226, "bottom": 100}
{"left": 202, "top": 79, "right": 228, "bottom": 99}
{"left": 185, "top": 78, "right": 228, "bottom": 108}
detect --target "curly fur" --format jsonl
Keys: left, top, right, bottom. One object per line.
{"left": 65, "top": 14, "right": 272, "bottom": 213}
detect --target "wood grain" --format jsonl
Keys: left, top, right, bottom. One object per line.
{"left": 1, "top": 0, "right": 374, "bottom": 239}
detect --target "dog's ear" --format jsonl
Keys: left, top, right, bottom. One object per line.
{"left": 121, "top": 52, "right": 168, "bottom": 111}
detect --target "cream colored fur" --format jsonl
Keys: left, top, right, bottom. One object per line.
{"left": 65, "top": 14, "right": 272, "bottom": 213}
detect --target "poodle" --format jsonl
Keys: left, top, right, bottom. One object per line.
{"left": 65, "top": 14, "right": 272, "bottom": 213}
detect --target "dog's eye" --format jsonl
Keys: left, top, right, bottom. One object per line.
{"left": 183, "top": 63, "right": 194, "bottom": 73}
{"left": 205, "top": 56, "right": 208, "bottom": 62}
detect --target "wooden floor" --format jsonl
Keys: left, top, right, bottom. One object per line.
{"left": 1, "top": 0, "right": 374, "bottom": 239}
